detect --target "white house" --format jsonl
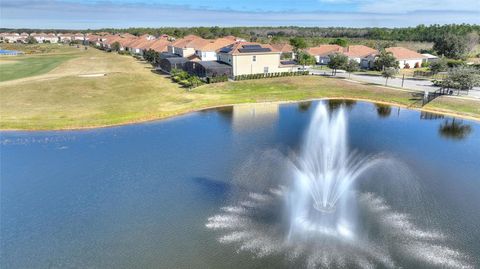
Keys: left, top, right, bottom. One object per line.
{"left": 194, "top": 38, "right": 237, "bottom": 61}
{"left": 168, "top": 35, "right": 209, "bottom": 58}
{"left": 386, "top": 47, "right": 428, "bottom": 69}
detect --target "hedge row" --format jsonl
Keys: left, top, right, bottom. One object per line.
{"left": 234, "top": 71, "right": 309, "bottom": 81}
{"left": 207, "top": 75, "right": 228, "bottom": 84}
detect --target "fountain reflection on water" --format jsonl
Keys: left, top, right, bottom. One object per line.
{"left": 206, "top": 103, "right": 473, "bottom": 268}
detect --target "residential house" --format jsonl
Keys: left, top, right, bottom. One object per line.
{"left": 271, "top": 43, "right": 295, "bottom": 60}
{"left": 125, "top": 37, "right": 154, "bottom": 54}
{"left": 385, "top": 47, "right": 428, "bottom": 69}
{"left": 342, "top": 45, "right": 378, "bottom": 66}
{"left": 149, "top": 39, "right": 172, "bottom": 53}
{"left": 74, "top": 33, "right": 85, "bottom": 41}
{"left": 1, "top": 33, "right": 20, "bottom": 43}
{"left": 194, "top": 38, "right": 237, "bottom": 61}
{"left": 306, "top": 45, "right": 343, "bottom": 64}
{"left": 31, "top": 33, "right": 59, "bottom": 43}
{"left": 217, "top": 42, "right": 298, "bottom": 77}
{"left": 421, "top": 53, "right": 439, "bottom": 63}
{"left": 139, "top": 34, "right": 156, "bottom": 41}
{"left": 167, "top": 35, "right": 209, "bottom": 58}
{"left": 58, "top": 33, "right": 74, "bottom": 43}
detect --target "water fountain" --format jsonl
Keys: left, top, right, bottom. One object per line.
{"left": 288, "top": 104, "right": 384, "bottom": 240}
{"left": 206, "top": 102, "right": 472, "bottom": 268}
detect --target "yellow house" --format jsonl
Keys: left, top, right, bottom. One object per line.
{"left": 217, "top": 42, "right": 298, "bottom": 77}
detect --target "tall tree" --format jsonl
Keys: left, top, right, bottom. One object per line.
{"left": 344, "top": 59, "right": 359, "bottom": 77}
{"left": 373, "top": 50, "right": 399, "bottom": 71}
{"left": 297, "top": 52, "right": 316, "bottom": 69}
{"left": 382, "top": 67, "right": 398, "bottom": 86}
{"left": 111, "top": 41, "right": 121, "bottom": 52}
{"left": 442, "top": 66, "right": 480, "bottom": 93}
{"left": 433, "top": 33, "right": 468, "bottom": 59}
{"left": 327, "top": 53, "right": 348, "bottom": 76}
{"left": 429, "top": 58, "right": 448, "bottom": 74}
{"left": 330, "top": 38, "right": 348, "bottom": 47}
{"left": 289, "top": 37, "right": 307, "bottom": 57}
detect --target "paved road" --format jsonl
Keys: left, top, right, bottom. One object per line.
{"left": 309, "top": 69, "right": 480, "bottom": 100}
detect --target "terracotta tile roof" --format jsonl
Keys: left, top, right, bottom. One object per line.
{"left": 386, "top": 47, "right": 428, "bottom": 60}
{"left": 170, "top": 35, "right": 209, "bottom": 49}
{"left": 148, "top": 39, "right": 171, "bottom": 52}
{"left": 219, "top": 42, "right": 278, "bottom": 56}
{"left": 103, "top": 35, "right": 123, "bottom": 45}
{"left": 342, "top": 45, "right": 377, "bottom": 58}
{"left": 270, "top": 43, "right": 294, "bottom": 53}
{"left": 117, "top": 37, "right": 137, "bottom": 47}
{"left": 120, "top": 33, "right": 136, "bottom": 38}
{"left": 197, "top": 38, "right": 237, "bottom": 52}
{"left": 306, "top": 45, "right": 343, "bottom": 56}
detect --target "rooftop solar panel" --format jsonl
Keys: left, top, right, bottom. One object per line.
{"left": 238, "top": 48, "right": 271, "bottom": 53}
{"left": 219, "top": 47, "right": 232, "bottom": 53}
{"left": 242, "top": 44, "right": 262, "bottom": 49}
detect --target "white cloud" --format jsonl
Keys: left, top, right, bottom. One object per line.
{"left": 358, "top": 0, "right": 480, "bottom": 13}
{"left": 0, "top": 0, "right": 479, "bottom": 29}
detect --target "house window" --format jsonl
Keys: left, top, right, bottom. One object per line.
{"left": 264, "top": 67, "right": 269, "bottom": 73}
{"left": 252, "top": 55, "right": 256, "bottom": 62}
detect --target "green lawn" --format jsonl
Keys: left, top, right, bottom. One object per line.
{"left": 0, "top": 54, "right": 78, "bottom": 82}
{"left": 1, "top": 45, "right": 479, "bottom": 130}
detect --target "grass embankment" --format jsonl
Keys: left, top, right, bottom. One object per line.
{"left": 0, "top": 45, "right": 479, "bottom": 130}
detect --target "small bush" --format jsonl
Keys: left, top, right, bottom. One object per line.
{"left": 446, "top": 59, "right": 465, "bottom": 68}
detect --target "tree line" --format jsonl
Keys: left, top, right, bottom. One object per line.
{"left": 2, "top": 24, "right": 479, "bottom": 42}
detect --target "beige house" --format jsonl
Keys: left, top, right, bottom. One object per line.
{"left": 217, "top": 42, "right": 298, "bottom": 77}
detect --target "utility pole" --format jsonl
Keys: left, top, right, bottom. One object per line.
{"left": 401, "top": 74, "right": 405, "bottom": 87}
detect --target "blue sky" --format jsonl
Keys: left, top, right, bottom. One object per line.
{"left": 1, "top": 0, "right": 479, "bottom": 29}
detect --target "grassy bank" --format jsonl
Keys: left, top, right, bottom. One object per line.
{"left": 1, "top": 46, "right": 479, "bottom": 130}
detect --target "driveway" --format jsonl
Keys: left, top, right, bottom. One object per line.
{"left": 309, "top": 69, "right": 480, "bottom": 100}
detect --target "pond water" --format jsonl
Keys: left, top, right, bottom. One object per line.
{"left": 1, "top": 101, "right": 479, "bottom": 268}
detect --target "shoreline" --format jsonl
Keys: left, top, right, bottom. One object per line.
{"left": 2, "top": 97, "right": 479, "bottom": 132}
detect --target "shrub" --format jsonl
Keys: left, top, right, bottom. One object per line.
{"left": 404, "top": 63, "right": 410, "bottom": 69}
{"left": 414, "top": 62, "right": 420, "bottom": 68}
{"left": 446, "top": 59, "right": 466, "bottom": 68}
{"left": 421, "top": 62, "right": 430, "bottom": 68}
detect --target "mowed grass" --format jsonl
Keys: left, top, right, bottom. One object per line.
{"left": 0, "top": 54, "right": 77, "bottom": 82}
{"left": 1, "top": 46, "right": 479, "bottom": 130}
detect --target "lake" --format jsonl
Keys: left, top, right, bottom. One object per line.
{"left": 1, "top": 100, "right": 479, "bottom": 268}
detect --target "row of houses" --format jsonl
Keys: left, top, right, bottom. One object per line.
{"left": 306, "top": 44, "right": 437, "bottom": 69}
{"left": 156, "top": 35, "right": 300, "bottom": 78}
{"left": 91, "top": 34, "right": 300, "bottom": 79}
{"left": 0, "top": 32, "right": 87, "bottom": 43}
